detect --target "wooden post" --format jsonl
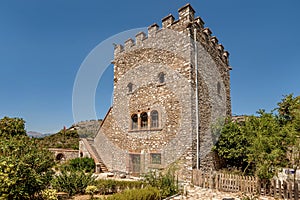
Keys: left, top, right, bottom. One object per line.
{"left": 257, "top": 179, "right": 261, "bottom": 196}
{"left": 278, "top": 180, "right": 282, "bottom": 200}
{"left": 288, "top": 182, "right": 292, "bottom": 200}
{"left": 273, "top": 179, "right": 277, "bottom": 198}
{"left": 209, "top": 172, "right": 213, "bottom": 189}
{"left": 283, "top": 181, "right": 288, "bottom": 199}
{"left": 241, "top": 176, "right": 244, "bottom": 193}
{"left": 295, "top": 182, "right": 299, "bottom": 200}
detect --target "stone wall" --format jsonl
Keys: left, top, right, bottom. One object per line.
{"left": 91, "top": 3, "right": 232, "bottom": 180}
{"left": 48, "top": 148, "right": 79, "bottom": 161}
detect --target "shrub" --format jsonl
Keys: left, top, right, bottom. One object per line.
{"left": 95, "top": 179, "right": 144, "bottom": 195}
{"left": 85, "top": 185, "right": 98, "bottom": 199}
{"left": 105, "top": 186, "right": 161, "bottom": 200}
{"left": 51, "top": 169, "right": 95, "bottom": 196}
{"left": 41, "top": 189, "right": 58, "bottom": 200}
{"left": 70, "top": 157, "right": 95, "bottom": 172}
{"left": 143, "top": 167, "right": 179, "bottom": 198}
{"left": 61, "top": 157, "right": 95, "bottom": 173}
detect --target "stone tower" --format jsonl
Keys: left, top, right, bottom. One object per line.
{"left": 80, "top": 4, "right": 231, "bottom": 180}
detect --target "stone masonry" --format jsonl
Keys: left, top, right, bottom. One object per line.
{"left": 81, "top": 4, "right": 232, "bottom": 181}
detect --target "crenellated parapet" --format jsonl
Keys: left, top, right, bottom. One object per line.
{"left": 113, "top": 3, "right": 231, "bottom": 68}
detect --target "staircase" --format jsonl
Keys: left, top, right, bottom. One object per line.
{"left": 81, "top": 138, "right": 108, "bottom": 173}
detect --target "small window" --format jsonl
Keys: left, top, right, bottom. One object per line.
{"left": 158, "top": 72, "right": 165, "bottom": 84}
{"left": 131, "top": 114, "right": 138, "bottom": 129}
{"left": 151, "top": 110, "right": 159, "bottom": 128}
{"left": 150, "top": 153, "right": 161, "bottom": 164}
{"left": 217, "top": 82, "right": 221, "bottom": 95}
{"left": 127, "top": 83, "right": 133, "bottom": 93}
{"left": 140, "top": 112, "right": 148, "bottom": 129}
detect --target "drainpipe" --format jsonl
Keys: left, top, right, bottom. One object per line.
{"left": 194, "top": 28, "right": 199, "bottom": 170}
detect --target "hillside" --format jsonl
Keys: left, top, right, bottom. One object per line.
{"left": 71, "top": 119, "right": 102, "bottom": 138}
{"left": 36, "top": 128, "right": 79, "bottom": 150}
{"left": 35, "top": 120, "right": 101, "bottom": 150}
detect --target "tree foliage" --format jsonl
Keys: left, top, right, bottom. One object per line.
{"left": 214, "top": 94, "right": 300, "bottom": 180}
{"left": 0, "top": 116, "right": 26, "bottom": 138}
{"left": 0, "top": 135, "right": 55, "bottom": 199}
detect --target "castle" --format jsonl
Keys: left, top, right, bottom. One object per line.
{"left": 80, "top": 3, "right": 232, "bottom": 180}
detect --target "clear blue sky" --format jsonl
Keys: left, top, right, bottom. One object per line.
{"left": 1, "top": 0, "right": 300, "bottom": 133}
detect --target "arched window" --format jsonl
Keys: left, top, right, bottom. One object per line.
{"left": 151, "top": 110, "right": 159, "bottom": 128}
{"left": 158, "top": 72, "right": 165, "bottom": 84}
{"left": 127, "top": 83, "right": 133, "bottom": 93}
{"left": 140, "top": 112, "right": 148, "bottom": 129}
{"left": 131, "top": 114, "right": 138, "bottom": 130}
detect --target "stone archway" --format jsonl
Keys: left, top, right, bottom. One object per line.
{"left": 56, "top": 153, "right": 65, "bottom": 161}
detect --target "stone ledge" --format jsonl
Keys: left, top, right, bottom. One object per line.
{"left": 128, "top": 128, "right": 163, "bottom": 133}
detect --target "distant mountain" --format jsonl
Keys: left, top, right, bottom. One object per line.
{"left": 27, "top": 131, "right": 53, "bottom": 138}
{"left": 27, "top": 131, "right": 43, "bottom": 138}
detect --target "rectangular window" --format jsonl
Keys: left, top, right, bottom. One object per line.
{"left": 150, "top": 153, "right": 161, "bottom": 164}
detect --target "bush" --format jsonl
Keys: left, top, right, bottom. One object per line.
{"left": 95, "top": 179, "right": 144, "bottom": 195}
{"left": 51, "top": 169, "right": 95, "bottom": 196}
{"left": 105, "top": 187, "right": 161, "bottom": 200}
{"left": 41, "top": 189, "right": 58, "bottom": 200}
{"left": 143, "top": 167, "right": 179, "bottom": 198}
{"left": 85, "top": 185, "right": 98, "bottom": 199}
{"left": 61, "top": 157, "right": 95, "bottom": 173}
{"left": 70, "top": 157, "right": 95, "bottom": 172}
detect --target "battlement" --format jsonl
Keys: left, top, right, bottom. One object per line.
{"left": 114, "top": 4, "right": 230, "bottom": 67}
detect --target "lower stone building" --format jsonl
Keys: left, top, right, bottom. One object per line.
{"left": 80, "top": 3, "right": 232, "bottom": 181}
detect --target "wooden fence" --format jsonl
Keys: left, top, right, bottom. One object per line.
{"left": 192, "top": 169, "right": 300, "bottom": 200}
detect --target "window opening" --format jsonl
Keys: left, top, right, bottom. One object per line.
{"left": 158, "top": 72, "right": 165, "bottom": 83}
{"left": 127, "top": 83, "right": 133, "bottom": 93}
{"left": 131, "top": 114, "right": 138, "bottom": 129}
{"left": 140, "top": 112, "right": 148, "bottom": 129}
{"left": 151, "top": 110, "right": 159, "bottom": 128}
{"left": 150, "top": 153, "right": 161, "bottom": 164}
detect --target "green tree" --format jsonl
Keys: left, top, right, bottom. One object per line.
{"left": 277, "top": 94, "right": 300, "bottom": 125}
{"left": 0, "top": 135, "right": 55, "bottom": 199}
{"left": 213, "top": 109, "right": 295, "bottom": 180}
{"left": 245, "top": 111, "right": 293, "bottom": 179}
{"left": 212, "top": 119, "right": 249, "bottom": 170}
{"left": 277, "top": 94, "right": 300, "bottom": 183}
{"left": 0, "top": 116, "right": 26, "bottom": 138}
